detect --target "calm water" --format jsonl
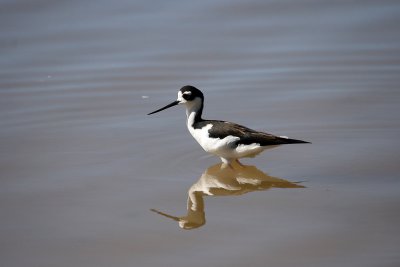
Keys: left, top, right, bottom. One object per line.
{"left": 1, "top": 0, "right": 400, "bottom": 266}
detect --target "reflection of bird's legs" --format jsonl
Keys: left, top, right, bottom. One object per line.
{"left": 234, "top": 159, "right": 245, "bottom": 168}
{"left": 221, "top": 162, "right": 234, "bottom": 169}
{"left": 221, "top": 159, "right": 245, "bottom": 170}
{"left": 220, "top": 157, "right": 234, "bottom": 169}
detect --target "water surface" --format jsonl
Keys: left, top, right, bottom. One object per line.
{"left": 1, "top": 1, "right": 400, "bottom": 267}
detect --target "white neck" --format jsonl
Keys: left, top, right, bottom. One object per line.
{"left": 187, "top": 111, "right": 197, "bottom": 128}
{"left": 185, "top": 98, "right": 203, "bottom": 127}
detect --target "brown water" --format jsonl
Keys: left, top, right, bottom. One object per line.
{"left": 1, "top": 1, "right": 400, "bottom": 266}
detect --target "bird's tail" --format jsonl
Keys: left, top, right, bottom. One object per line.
{"left": 279, "top": 136, "right": 311, "bottom": 144}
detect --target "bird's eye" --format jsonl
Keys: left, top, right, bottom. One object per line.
{"left": 182, "top": 92, "right": 192, "bottom": 100}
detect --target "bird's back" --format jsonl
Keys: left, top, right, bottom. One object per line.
{"left": 193, "top": 120, "right": 309, "bottom": 147}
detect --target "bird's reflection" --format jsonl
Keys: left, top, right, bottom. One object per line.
{"left": 151, "top": 163, "right": 305, "bottom": 230}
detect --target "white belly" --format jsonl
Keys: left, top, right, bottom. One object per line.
{"left": 188, "top": 124, "right": 267, "bottom": 160}
{"left": 188, "top": 124, "right": 235, "bottom": 154}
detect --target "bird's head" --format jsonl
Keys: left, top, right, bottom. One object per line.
{"left": 147, "top": 85, "right": 204, "bottom": 115}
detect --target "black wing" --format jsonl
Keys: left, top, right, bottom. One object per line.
{"left": 198, "top": 120, "right": 309, "bottom": 146}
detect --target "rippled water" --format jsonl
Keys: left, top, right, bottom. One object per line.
{"left": 1, "top": 1, "right": 400, "bottom": 266}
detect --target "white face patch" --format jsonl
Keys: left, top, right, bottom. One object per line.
{"left": 177, "top": 90, "right": 193, "bottom": 104}
{"left": 177, "top": 91, "right": 185, "bottom": 103}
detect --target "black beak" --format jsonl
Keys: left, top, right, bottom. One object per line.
{"left": 147, "top": 100, "right": 180, "bottom": 115}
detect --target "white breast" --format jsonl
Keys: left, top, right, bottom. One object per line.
{"left": 188, "top": 123, "right": 239, "bottom": 156}
{"left": 185, "top": 111, "right": 266, "bottom": 161}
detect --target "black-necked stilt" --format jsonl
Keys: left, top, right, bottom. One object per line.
{"left": 148, "top": 85, "right": 310, "bottom": 167}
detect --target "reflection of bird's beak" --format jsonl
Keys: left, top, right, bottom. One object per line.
{"left": 147, "top": 100, "right": 180, "bottom": 115}
{"left": 150, "top": 209, "right": 180, "bottom": 221}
